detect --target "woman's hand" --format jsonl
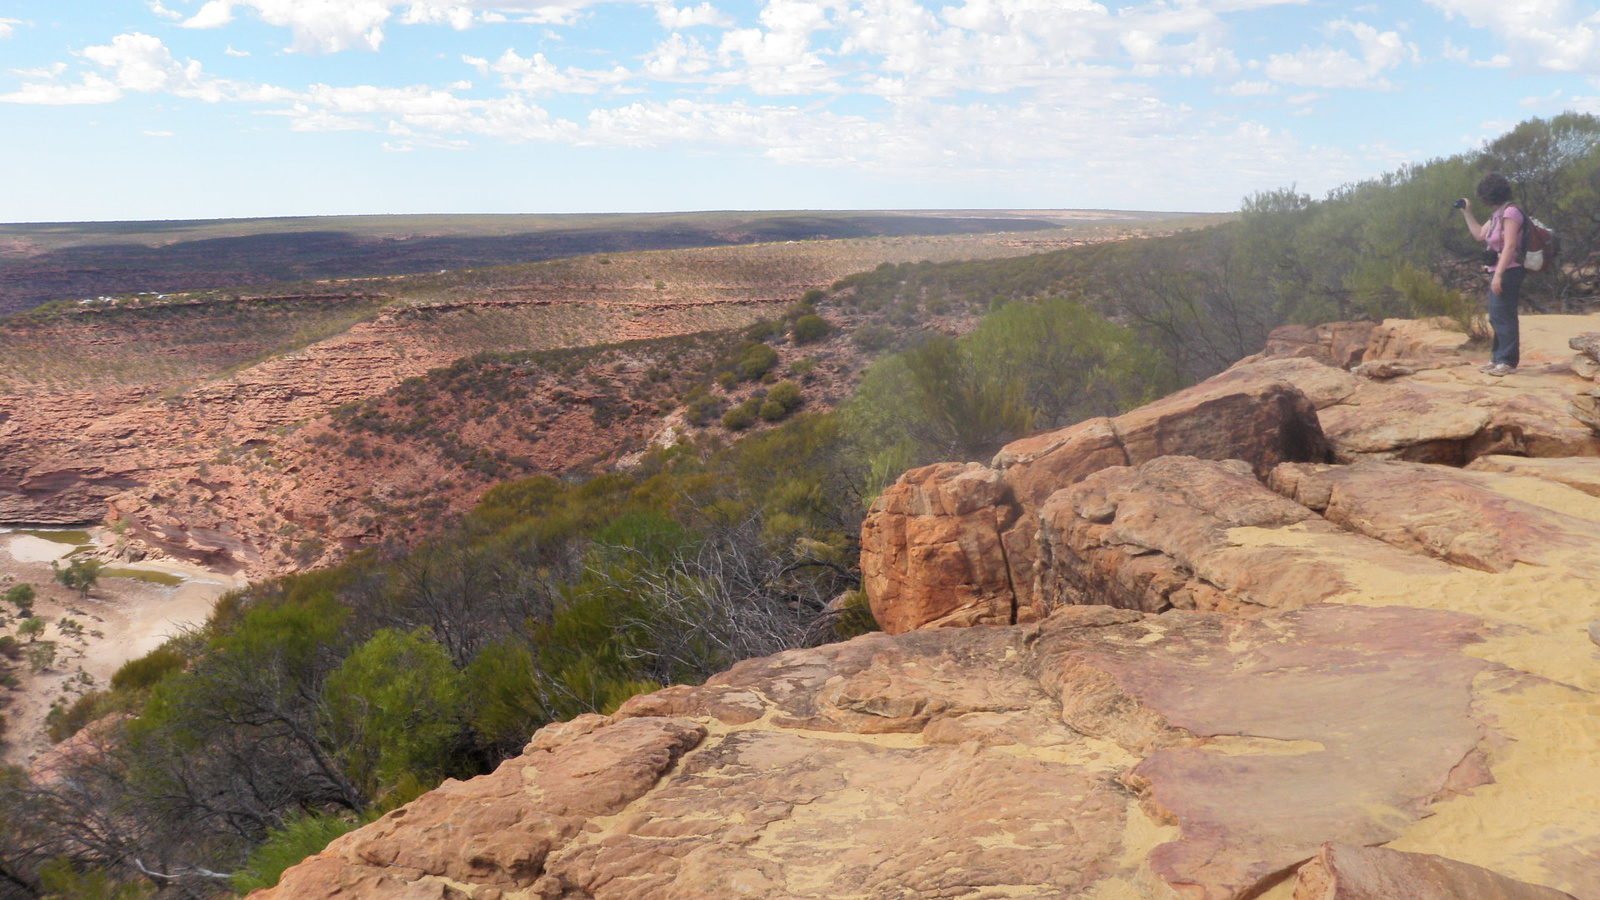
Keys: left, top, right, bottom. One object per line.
{"left": 1491, "top": 271, "right": 1504, "bottom": 296}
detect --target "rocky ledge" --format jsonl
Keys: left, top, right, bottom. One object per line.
{"left": 259, "top": 315, "right": 1600, "bottom": 900}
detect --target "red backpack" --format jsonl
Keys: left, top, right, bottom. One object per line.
{"left": 1511, "top": 204, "right": 1559, "bottom": 272}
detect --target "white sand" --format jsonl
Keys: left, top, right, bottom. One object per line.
{"left": 0, "top": 531, "right": 241, "bottom": 766}
{"left": 3, "top": 534, "right": 80, "bottom": 564}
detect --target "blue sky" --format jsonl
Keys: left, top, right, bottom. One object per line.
{"left": 1, "top": 0, "right": 1597, "bottom": 222}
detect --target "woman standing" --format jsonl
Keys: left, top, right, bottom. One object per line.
{"left": 1457, "top": 172, "right": 1524, "bottom": 376}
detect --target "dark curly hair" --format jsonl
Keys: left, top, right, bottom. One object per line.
{"left": 1476, "top": 173, "right": 1513, "bottom": 206}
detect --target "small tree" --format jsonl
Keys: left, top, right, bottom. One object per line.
{"left": 51, "top": 559, "right": 101, "bottom": 600}
{"left": 17, "top": 618, "right": 46, "bottom": 643}
{"left": 3, "top": 583, "right": 34, "bottom": 617}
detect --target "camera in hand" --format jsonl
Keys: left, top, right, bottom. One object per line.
{"left": 1452, "top": 198, "right": 1467, "bottom": 209}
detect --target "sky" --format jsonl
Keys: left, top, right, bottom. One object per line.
{"left": 2, "top": 0, "right": 1599, "bottom": 223}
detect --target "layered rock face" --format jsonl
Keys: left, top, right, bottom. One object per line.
{"left": 261, "top": 315, "right": 1600, "bottom": 900}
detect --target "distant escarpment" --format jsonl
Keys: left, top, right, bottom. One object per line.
{"left": 261, "top": 314, "right": 1600, "bottom": 900}
{"left": 2, "top": 229, "right": 1096, "bottom": 575}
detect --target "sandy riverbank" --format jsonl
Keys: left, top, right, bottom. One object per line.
{"left": 0, "top": 528, "right": 241, "bottom": 767}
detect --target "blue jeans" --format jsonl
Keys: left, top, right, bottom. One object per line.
{"left": 1489, "top": 267, "right": 1525, "bottom": 368}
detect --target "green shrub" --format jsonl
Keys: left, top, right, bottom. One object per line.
{"left": 722, "top": 405, "right": 757, "bottom": 431}
{"left": 767, "top": 380, "right": 803, "bottom": 412}
{"left": 45, "top": 690, "right": 124, "bottom": 743}
{"left": 0, "top": 634, "right": 20, "bottom": 660}
{"left": 852, "top": 323, "right": 896, "bottom": 352}
{"left": 230, "top": 813, "right": 374, "bottom": 896}
{"left": 759, "top": 400, "right": 787, "bottom": 421}
{"left": 715, "top": 371, "right": 738, "bottom": 390}
{"left": 3, "top": 583, "right": 35, "bottom": 614}
{"left": 38, "top": 858, "right": 151, "bottom": 900}
{"left": 686, "top": 394, "right": 725, "bottom": 426}
{"left": 734, "top": 343, "right": 779, "bottom": 380}
{"left": 324, "top": 629, "right": 466, "bottom": 796}
{"left": 792, "top": 314, "right": 831, "bottom": 344}
{"left": 744, "top": 320, "right": 782, "bottom": 340}
{"left": 111, "top": 646, "right": 187, "bottom": 692}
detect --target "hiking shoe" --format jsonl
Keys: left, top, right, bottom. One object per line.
{"left": 1485, "top": 364, "right": 1515, "bottom": 377}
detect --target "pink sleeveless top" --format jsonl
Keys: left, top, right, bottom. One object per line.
{"left": 1486, "top": 205, "right": 1525, "bottom": 269}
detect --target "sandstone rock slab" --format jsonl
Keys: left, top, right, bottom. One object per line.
{"left": 1028, "top": 456, "right": 1457, "bottom": 615}
{"left": 256, "top": 716, "right": 706, "bottom": 899}
{"left": 1294, "top": 843, "right": 1578, "bottom": 900}
{"left": 1270, "top": 459, "right": 1600, "bottom": 577}
{"left": 1032, "top": 605, "right": 1499, "bottom": 900}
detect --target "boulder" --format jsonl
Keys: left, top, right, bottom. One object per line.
{"left": 1253, "top": 321, "right": 1377, "bottom": 370}
{"left": 1029, "top": 456, "right": 1454, "bottom": 614}
{"left": 1571, "top": 332, "right": 1600, "bottom": 368}
{"left": 1294, "top": 843, "right": 1578, "bottom": 900}
{"left": 994, "top": 372, "right": 1329, "bottom": 511}
{"left": 859, "top": 462, "right": 1018, "bottom": 634}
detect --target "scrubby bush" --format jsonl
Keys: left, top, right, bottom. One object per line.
{"left": 733, "top": 343, "right": 779, "bottom": 380}
{"left": 4, "top": 583, "right": 35, "bottom": 615}
{"left": 767, "top": 380, "right": 803, "bottom": 413}
{"left": 792, "top": 314, "right": 831, "bottom": 344}
{"left": 231, "top": 813, "right": 374, "bottom": 896}
{"left": 722, "top": 404, "right": 757, "bottom": 431}
{"left": 852, "top": 323, "right": 896, "bottom": 352}
{"left": 759, "top": 400, "right": 787, "bottom": 421}
{"left": 111, "top": 646, "right": 187, "bottom": 692}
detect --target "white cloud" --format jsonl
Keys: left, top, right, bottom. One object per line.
{"left": 1425, "top": 0, "right": 1600, "bottom": 73}
{"left": 2, "top": 32, "right": 235, "bottom": 104}
{"left": 645, "top": 33, "right": 714, "bottom": 77}
{"left": 1222, "top": 79, "right": 1276, "bottom": 95}
{"left": 656, "top": 2, "right": 734, "bottom": 28}
{"left": 149, "top": 2, "right": 184, "bottom": 20}
{"left": 143, "top": 129, "right": 175, "bottom": 136}
{"left": 0, "top": 74, "right": 123, "bottom": 105}
{"left": 0, "top": 17, "right": 21, "bottom": 39}
{"left": 465, "top": 49, "right": 632, "bottom": 93}
{"left": 1265, "top": 20, "right": 1417, "bottom": 89}
{"left": 225, "top": 44, "right": 252, "bottom": 56}
{"left": 401, "top": 3, "right": 478, "bottom": 29}
{"left": 81, "top": 32, "right": 230, "bottom": 100}
{"left": 183, "top": 0, "right": 394, "bottom": 54}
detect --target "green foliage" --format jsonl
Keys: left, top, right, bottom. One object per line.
{"left": 791, "top": 314, "right": 831, "bottom": 344}
{"left": 759, "top": 400, "right": 787, "bottom": 421}
{"left": 323, "top": 628, "right": 467, "bottom": 797}
{"left": 4, "top": 583, "right": 35, "bottom": 615}
{"left": 111, "top": 646, "right": 188, "bottom": 692}
{"left": 766, "top": 380, "right": 803, "bottom": 412}
{"left": 45, "top": 691, "right": 127, "bottom": 743}
{"left": 852, "top": 323, "right": 897, "bottom": 352}
{"left": 26, "top": 642, "right": 55, "bottom": 673}
{"left": 733, "top": 342, "right": 779, "bottom": 380}
{"left": 51, "top": 559, "right": 102, "bottom": 599}
{"left": 1393, "top": 264, "right": 1487, "bottom": 339}
{"left": 722, "top": 403, "right": 757, "bottom": 431}
{"left": 38, "top": 858, "right": 152, "bottom": 900}
{"left": 230, "top": 812, "right": 375, "bottom": 896}
{"left": 17, "top": 617, "right": 46, "bottom": 642}
{"left": 831, "top": 590, "right": 880, "bottom": 640}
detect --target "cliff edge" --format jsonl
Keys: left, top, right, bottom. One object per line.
{"left": 257, "top": 315, "right": 1600, "bottom": 900}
